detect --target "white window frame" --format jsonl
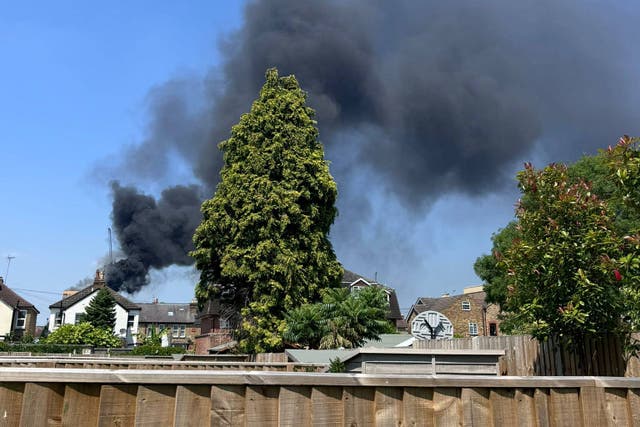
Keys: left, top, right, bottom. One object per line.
{"left": 461, "top": 301, "right": 471, "bottom": 311}
{"left": 172, "top": 324, "right": 186, "bottom": 338}
{"left": 127, "top": 315, "right": 135, "bottom": 330}
{"left": 54, "top": 311, "right": 62, "bottom": 327}
{"left": 15, "top": 310, "right": 27, "bottom": 329}
{"left": 468, "top": 322, "right": 478, "bottom": 336}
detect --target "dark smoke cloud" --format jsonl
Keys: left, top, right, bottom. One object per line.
{"left": 106, "top": 182, "right": 202, "bottom": 292}
{"left": 105, "top": 0, "right": 640, "bottom": 290}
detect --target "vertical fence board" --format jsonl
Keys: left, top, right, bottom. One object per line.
{"left": 246, "top": 385, "right": 279, "bottom": 427}
{"left": 135, "top": 385, "right": 176, "bottom": 426}
{"left": 433, "top": 388, "right": 461, "bottom": 427}
{"left": 279, "top": 386, "right": 311, "bottom": 427}
{"left": 549, "top": 388, "right": 580, "bottom": 427}
{"left": 311, "top": 386, "right": 343, "bottom": 426}
{"left": 579, "top": 386, "right": 605, "bottom": 427}
{"left": 490, "top": 388, "right": 517, "bottom": 426}
{"left": 461, "top": 388, "right": 491, "bottom": 427}
{"left": 62, "top": 384, "right": 101, "bottom": 426}
{"left": 533, "top": 388, "right": 550, "bottom": 427}
{"left": 211, "top": 385, "right": 245, "bottom": 427}
{"left": 627, "top": 389, "right": 640, "bottom": 425}
{"left": 374, "top": 387, "right": 403, "bottom": 427}
{"left": 174, "top": 385, "right": 211, "bottom": 427}
{"left": 98, "top": 384, "right": 137, "bottom": 427}
{"left": 402, "top": 387, "right": 434, "bottom": 427}
{"left": 19, "top": 383, "right": 64, "bottom": 427}
{"left": 0, "top": 383, "right": 24, "bottom": 427}
{"left": 514, "top": 389, "right": 536, "bottom": 427}
{"left": 343, "top": 386, "right": 374, "bottom": 427}
{"left": 603, "top": 388, "right": 629, "bottom": 427}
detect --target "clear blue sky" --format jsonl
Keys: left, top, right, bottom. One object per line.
{"left": 2, "top": 2, "right": 638, "bottom": 325}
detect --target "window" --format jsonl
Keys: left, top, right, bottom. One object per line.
{"left": 350, "top": 285, "right": 364, "bottom": 293}
{"left": 468, "top": 322, "right": 478, "bottom": 336}
{"left": 74, "top": 312, "right": 86, "bottom": 325}
{"left": 127, "top": 315, "right": 135, "bottom": 329}
{"left": 16, "top": 310, "right": 27, "bottom": 329}
{"left": 219, "top": 317, "right": 231, "bottom": 329}
{"left": 172, "top": 324, "right": 186, "bottom": 338}
{"left": 489, "top": 323, "right": 498, "bottom": 336}
{"left": 54, "top": 312, "right": 62, "bottom": 327}
{"left": 461, "top": 301, "right": 471, "bottom": 311}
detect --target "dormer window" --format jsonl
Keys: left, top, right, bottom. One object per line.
{"left": 461, "top": 301, "right": 471, "bottom": 311}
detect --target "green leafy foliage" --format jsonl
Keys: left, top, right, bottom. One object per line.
{"left": 85, "top": 287, "right": 117, "bottom": 331}
{"left": 498, "top": 163, "right": 629, "bottom": 344}
{"left": 191, "top": 68, "right": 343, "bottom": 353}
{"left": 42, "top": 323, "right": 122, "bottom": 348}
{"left": 475, "top": 148, "right": 640, "bottom": 310}
{"left": 284, "top": 286, "right": 395, "bottom": 349}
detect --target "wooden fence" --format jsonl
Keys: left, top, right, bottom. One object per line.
{"left": 412, "top": 335, "right": 639, "bottom": 376}
{"left": 1, "top": 368, "right": 640, "bottom": 426}
{"left": 0, "top": 357, "right": 325, "bottom": 372}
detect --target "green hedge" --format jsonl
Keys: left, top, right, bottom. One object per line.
{"left": 0, "top": 342, "right": 91, "bottom": 354}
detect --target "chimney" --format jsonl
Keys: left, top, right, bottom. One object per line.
{"left": 0, "top": 276, "right": 3, "bottom": 290}
{"left": 93, "top": 269, "right": 106, "bottom": 288}
{"left": 152, "top": 297, "right": 159, "bottom": 304}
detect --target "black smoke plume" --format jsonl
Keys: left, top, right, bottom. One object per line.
{"left": 106, "top": 182, "right": 202, "bottom": 292}
{"left": 106, "top": 0, "right": 640, "bottom": 291}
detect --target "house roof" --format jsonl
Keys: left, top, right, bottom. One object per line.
{"left": 49, "top": 272, "right": 140, "bottom": 311}
{"left": 139, "top": 303, "right": 195, "bottom": 324}
{"left": 341, "top": 270, "right": 404, "bottom": 321}
{"left": 409, "top": 290, "right": 488, "bottom": 317}
{"left": 0, "top": 277, "right": 39, "bottom": 313}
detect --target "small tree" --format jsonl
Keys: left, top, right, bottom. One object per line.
{"left": 85, "top": 287, "right": 117, "bottom": 331}
{"left": 43, "top": 323, "right": 122, "bottom": 347}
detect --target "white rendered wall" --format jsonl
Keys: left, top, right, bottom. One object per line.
{"left": 0, "top": 300, "right": 14, "bottom": 336}
{"left": 49, "top": 292, "right": 139, "bottom": 341}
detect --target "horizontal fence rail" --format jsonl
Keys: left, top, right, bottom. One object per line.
{"left": 0, "top": 357, "right": 325, "bottom": 372}
{"left": 2, "top": 368, "right": 640, "bottom": 426}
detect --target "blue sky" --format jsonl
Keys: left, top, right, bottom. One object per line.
{"left": 2, "top": 2, "right": 638, "bottom": 324}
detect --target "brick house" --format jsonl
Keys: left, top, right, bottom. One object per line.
{"left": 137, "top": 300, "right": 200, "bottom": 350}
{"left": 194, "top": 299, "right": 238, "bottom": 354}
{"left": 0, "top": 277, "right": 39, "bottom": 339}
{"left": 406, "top": 286, "right": 501, "bottom": 338}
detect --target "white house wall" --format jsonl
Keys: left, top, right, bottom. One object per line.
{"left": 0, "top": 300, "right": 13, "bottom": 336}
{"left": 49, "top": 292, "right": 139, "bottom": 343}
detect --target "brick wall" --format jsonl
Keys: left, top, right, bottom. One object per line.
{"left": 194, "top": 330, "right": 235, "bottom": 355}
{"left": 407, "top": 291, "right": 501, "bottom": 337}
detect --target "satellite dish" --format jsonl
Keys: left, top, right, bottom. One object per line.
{"left": 411, "top": 310, "right": 454, "bottom": 340}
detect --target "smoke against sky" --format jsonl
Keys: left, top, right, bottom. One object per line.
{"left": 105, "top": 0, "right": 640, "bottom": 295}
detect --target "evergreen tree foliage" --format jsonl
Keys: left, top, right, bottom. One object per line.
{"left": 84, "top": 287, "right": 117, "bottom": 331}
{"left": 191, "top": 68, "right": 343, "bottom": 353}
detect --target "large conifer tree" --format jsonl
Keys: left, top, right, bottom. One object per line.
{"left": 191, "top": 68, "right": 343, "bottom": 352}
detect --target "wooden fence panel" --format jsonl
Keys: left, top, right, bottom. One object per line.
{"left": 19, "top": 383, "right": 65, "bottom": 427}
{"left": 173, "top": 385, "right": 211, "bottom": 427}
{"left": 97, "top": 384, "right": 137, "bottom": 427}
{"left": 2, "top": 370, "right": 640, "bottom": 425}
{"left": 0, "top": 383, "right": 24, "bottom": 427}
